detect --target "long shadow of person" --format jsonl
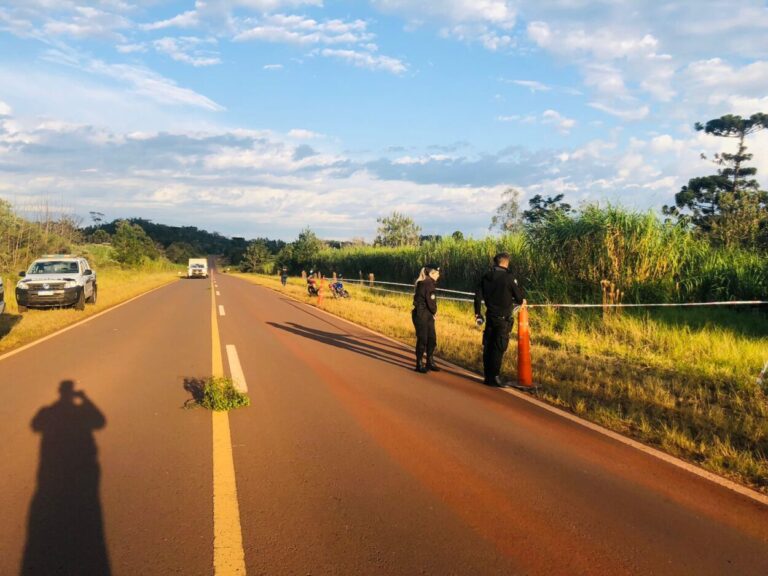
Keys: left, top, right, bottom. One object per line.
{"left": 21, "top": 380, "right": 110, "bottom": 576}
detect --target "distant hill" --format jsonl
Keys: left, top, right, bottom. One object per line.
{"left": 83, "top": 218, "right": 285, "bottom": 264}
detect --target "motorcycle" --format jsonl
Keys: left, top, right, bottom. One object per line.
{"left": 329, "top": 279, "right": 350, "bottom": 299}
{"left": 307, "top": 276, "right": 320, "bottom": 297}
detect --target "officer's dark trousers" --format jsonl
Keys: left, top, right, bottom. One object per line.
{"left": 483, "top": 316, "right": 513, "bottom": 382}
{"left": 412, "top": 309, "right": 436, "bottom": 361}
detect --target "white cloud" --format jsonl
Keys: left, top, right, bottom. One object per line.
{"left": 440, "top": 24, "right": 513, "bottom": 51}
{"left": 42, "top": 6, "right": 132, "bottom": 41}
{"left": 371, "top": 0, "right": 516, "bottom": 27}
{"left": 589, "top": 102, "right": 649, "bottom": 121}
{"left": 527, "top": 20, "right": 676, "bottom": 104}
{"left": 153, "top": 37, "right": 222, "bottom": 67}
{"left": 141, "top": 10, "right": 200, "bottom": 31}
{"left": 371, "top": 0, "right": 516, "bottom": 50}
{"left": 496, "top": 114, "right": 536, "bottom": 123}
{"left": 528, "top": 21, "right": 660, "bottom": 60}
{"left": 0, "top": 7, "right": 37, "bottom": 38}
{"left": 684, "top": 58, "right": 768, "bottom": 109}
{"left": 392, "top": 154, "right": 452, "bottom": 165}
{"left": 117, "top": 43, "right": 148, "bottom": 54}
{"left": 648, "top": 134, "right": 686, "bottom": 155}
{"left": 496, "top": 110, "right": 575, "bottom": 133}
{"left": 581, "top": 63, "right": 629, "bottom": 98}
{"left": 263, "top": 63, "right": 284, "bottom": 70}
{"left": 0, "top": 100, "right": 12, "bottom": 117}
{"left": 542, "top": 109, "right": 576, "bottom": 133}
{"left": 140, "top": 0, "right": 324, "bottom": 31}
{"left": 234, "top": 14, "right": 372, "bottom": 45}
{"left": 225, "top": 0, "right": 323, "bottom": 11}
{"left": 320, "top": 49, "right": 407, "bottom": 74}
{"left": 0, "top": 108, "right": 510, "bottom": 238}
{"left": 511, "top": 79, "right": 551, "bottom": 92}
{"left": 288, "top": 129, "right": 323, "bottom": 139}
{"left": 43, "top": 48, "right": 225, "bottom": 111}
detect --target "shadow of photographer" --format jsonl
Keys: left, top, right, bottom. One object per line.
{"left": 21, "top": 380, "right": 111, "bottom": 576}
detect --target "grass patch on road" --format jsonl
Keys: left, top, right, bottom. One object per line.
{"left": 0, "top": 268, "right": 180, "bottom": 355}
{"left": 184, "top": 377, "right": 250, "bottom": 411}
{"left": 232, "top": 272, "right": 768, "bottom": 494}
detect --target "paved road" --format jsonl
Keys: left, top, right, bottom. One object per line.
{"left": 0, "top": 270, "right": 766, "bottom": 575}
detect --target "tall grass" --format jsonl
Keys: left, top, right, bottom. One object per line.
{"left": 306, "top": 206, "right": 768, "bottom": 303}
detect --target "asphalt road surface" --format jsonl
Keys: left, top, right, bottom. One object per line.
{"left": 0, "top": 268, "right": 766, "bottom": 575}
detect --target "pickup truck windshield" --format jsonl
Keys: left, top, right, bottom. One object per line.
{"left": 29, "top": 261, "right": 79, "bottom": 274}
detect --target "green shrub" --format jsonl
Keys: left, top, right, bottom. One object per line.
{"left": 199, "top": 377, "right": 250, "bottom": 411}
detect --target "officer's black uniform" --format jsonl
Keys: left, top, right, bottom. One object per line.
{"left": 412, "top": 274, "right": 438, "bottom": 372}
{"left": 474, "top": 265, "right": 524, "bottom": 385}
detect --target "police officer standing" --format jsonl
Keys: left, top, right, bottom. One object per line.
{"left": 474, "top": 252, "right": 525, "bottom": 387}
{"left": 412, "top": 264, "right": 441, "bottom": 373}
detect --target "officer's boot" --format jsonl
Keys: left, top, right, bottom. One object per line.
{"left": 415, "top": 357, "right": 428, "bottom": 373}
{"left": 426, "top": 355, "right": 440, "bottom": 372}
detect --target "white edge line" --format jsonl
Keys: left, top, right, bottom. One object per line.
{"left": 225, "top": 344, "right": 248, "bottom": 393}
{"left": 0, "top": 279, "right": 178, "bottom": 364}
{"left": 240, "top": 275, "right": 768, "bottom": 508}
{"left": 218, "top": 305, "right": 226, "bottom": 317}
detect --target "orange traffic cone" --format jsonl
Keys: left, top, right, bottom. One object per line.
{"left": 515, "top": 304, "right": 536, "bottom": 391}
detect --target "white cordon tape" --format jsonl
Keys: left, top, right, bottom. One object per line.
{"left": 344, "top": 277, "right": 473, "bottom": 296}
{"left": 527, "top": 300, "right": 768, "bottom": 309}
{"left": 343, "top": 279, "right": 768, "bottom": 308}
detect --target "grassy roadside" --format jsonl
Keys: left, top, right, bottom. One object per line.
{"left": 231, "top": 272, "right": 768, "bottom": 494}
{"left": 0, "top": 268, "right": 181, "bottom": 356}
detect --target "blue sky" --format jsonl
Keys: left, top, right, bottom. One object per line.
{"left": 1, "top": 0, "right": 767, "bottom": 241}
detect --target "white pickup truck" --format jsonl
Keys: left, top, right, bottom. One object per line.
{"left": 16, "top": 255, "right": 97, "bottom": 312}
{"left": 187, "top": 258, "right": 209, "bottom": 279}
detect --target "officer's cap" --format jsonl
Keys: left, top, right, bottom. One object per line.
{"left": 425, "top": 263, "right": 440, "bottom": 272}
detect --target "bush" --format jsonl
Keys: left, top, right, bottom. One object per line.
{"left": 191, "top": 377, "right": 251, "bottom": 412}
{"left": 89, "top": 229, "right": 111, "bottom": 244}
{"left": 112, "top": 220, "right": 160, "bottom": 266}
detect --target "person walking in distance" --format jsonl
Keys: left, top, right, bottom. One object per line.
{"left": 474, "top": 252, "right": 526, "bottom": 387}
{"left": 412, "top": 264, "right": 441, "bottom": 373}
{"left": 280, "top": 267, "right": 288, "bottom": 287}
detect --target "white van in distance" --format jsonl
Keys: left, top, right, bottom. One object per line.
{"left": 187, "top": 258, "right": 209, "bottom": 279}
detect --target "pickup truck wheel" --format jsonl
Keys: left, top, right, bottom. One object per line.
{"left": 75, "top": 289, "right": 86, "bottom": 311}
{"left": 86, "top": 284, "right": 97, "bottom": 304}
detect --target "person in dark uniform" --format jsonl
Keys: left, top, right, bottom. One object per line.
{"left": 280, "top": 267, "right": 288, "bottom": 286}
{"left": 474, "top": 252, "right": 525, "bottom": 387}
{"left": 412, "top": 264, "right": 441, "bottom": 373}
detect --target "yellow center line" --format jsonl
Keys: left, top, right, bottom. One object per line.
{"left": 211, "top": 273, "right": 247, "bottom": 575}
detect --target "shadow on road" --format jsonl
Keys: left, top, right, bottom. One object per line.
{"left": 0, "top": 313, "right": 22, "bottom": 339}
{"left": 274, "top": 299, "right": 477, "bottom": 379}
{"left": 268, "top": 321, "right": 414, "bottom": 370}
{"left": 21, "top": 380, "right": 110, "bottom": 576}
{"left": 182, "top": 377, "right": 206, "bottom": 408}
{"left": 267, "top": 321, "right": 470, "bottom": 383}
